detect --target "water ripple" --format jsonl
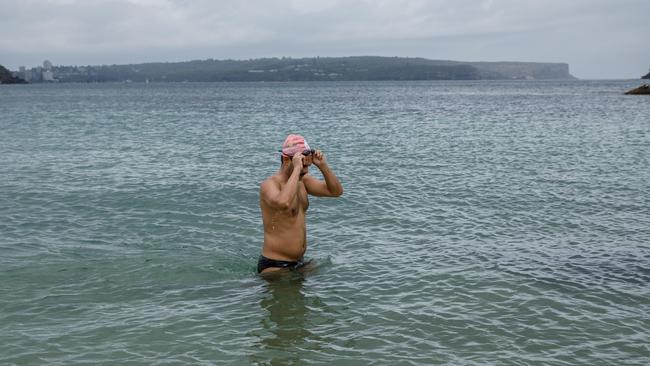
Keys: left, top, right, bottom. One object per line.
{"left": 2, "top": 81, "right": 650, "bottom": 365}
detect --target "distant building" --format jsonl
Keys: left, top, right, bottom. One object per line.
{"left": 32, "top": 67, "right": 43, "bottom": 82}
{"left": 19, "top": 66, "right": 30, "bottom": 81}
{"left": 43, "top": 69, "right": 55, "bottom": 82}
{"left": 40, "top": 60, "right": 57, "bottom": 82}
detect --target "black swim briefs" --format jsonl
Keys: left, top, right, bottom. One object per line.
{"left": 257, "top": 255, "right": 309, "bottom": 274}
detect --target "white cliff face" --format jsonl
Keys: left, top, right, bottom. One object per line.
{"left": 468, "top": 62, "right": 575, "bottom": 80}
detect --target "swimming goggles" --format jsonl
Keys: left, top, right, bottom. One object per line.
{"left": 279, "top": 149, "right": 315, "bottom": 157}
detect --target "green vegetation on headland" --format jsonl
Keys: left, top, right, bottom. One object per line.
{"left": 0, "top": 65, "right": 27, "bottom": 84}
{"left": 16, "top": 56, "right": 576, "bottom": 83}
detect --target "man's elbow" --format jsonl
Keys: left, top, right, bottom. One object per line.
{"left": 331, "top": 186, "right": 344, "bottom": 197}
{"left": 277, "top": 200, "right": 292, "bottom": 210}
{"left": 269, "top": 197, "right": 291, "bottom": 210}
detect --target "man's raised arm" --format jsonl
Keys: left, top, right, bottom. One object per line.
{"left": 261, "top": 155, "right": 304, "bottom": 210}
{"left": 304, "top": 150, "right": 343, "bottom": 197}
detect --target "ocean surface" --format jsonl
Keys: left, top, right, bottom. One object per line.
{"left": 1, "top": 80, "right": 649, "bottom": 365}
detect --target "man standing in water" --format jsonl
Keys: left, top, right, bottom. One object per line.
{"left": 258, "top": 134, "right": 343, "bottom": 274}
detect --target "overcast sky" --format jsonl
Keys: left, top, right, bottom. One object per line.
{"left": 2, "top": 0, "right": 649, "bottom": 78}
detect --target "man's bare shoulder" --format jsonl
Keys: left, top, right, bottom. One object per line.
{"left": 260, "top": 174, "right": 281, "bottom": 192}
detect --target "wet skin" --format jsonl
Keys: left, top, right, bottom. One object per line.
{"left": 259, "top": 151, "right": 343, "bottom": 274}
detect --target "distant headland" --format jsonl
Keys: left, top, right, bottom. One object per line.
{"left": 642, "top": 70, "right": 650, "bottom": 79}
{"left": 0, "top": 65, "right": 27, "bottom": 84}
{"left": 12, "top": 56, "right": 576, "bottom": 83}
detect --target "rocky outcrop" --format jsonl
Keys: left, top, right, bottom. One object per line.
{"left": 642, "top": 71, "right": 650, "bottom": 79}
{"left": 0, "top": 65, "right": 27, "bottom": 84}
{"left": 624, "top": 84, "right": 650, "bottom": 95}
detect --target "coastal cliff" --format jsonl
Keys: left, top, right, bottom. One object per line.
{"left": 642, "top": 71, "right": 650, "bottom": 79}
{"left": 465, "top": 61, "right": 574, "bottom": 80}
{"left": 0, "top": 65, "right": 27, "bottom": 84}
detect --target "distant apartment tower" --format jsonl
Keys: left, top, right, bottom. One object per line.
{"left": 42, "top": 60, "right": 55, "bottom": 82}
{"left": 43, "top": 69, "right": 55, "bottom": 82}
{"left": 19, "top": 66, "right": 30, "bottom": 82}
{"left": 32, "top": 67, "right": 43, "bottom": 82}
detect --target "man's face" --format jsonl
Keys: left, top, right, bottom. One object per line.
{"left": 300, "top": 154, "right": 313, "bottom": 177}
{"left": 286, "top": 153, "right": 313, "bottom": 178}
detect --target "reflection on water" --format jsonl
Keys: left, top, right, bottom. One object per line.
{"left": 253, "top": 272, "right": 311, "bottom": 365}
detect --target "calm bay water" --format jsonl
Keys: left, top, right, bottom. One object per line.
{"left": 1, "top": 80, "right": 649, "bottom": 365}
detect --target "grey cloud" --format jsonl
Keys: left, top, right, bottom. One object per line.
{"left": 1, "top": 0, "right": 649, "bottom": 78}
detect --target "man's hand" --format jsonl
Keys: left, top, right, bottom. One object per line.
{"left": 312, "top": 150, "right": 327, "bottom": 168}
{"left": 302, "top": 149, "right": 343, "bottom": 197}
{"left": 292, "top": 153, "right": 304, "bottom": 171}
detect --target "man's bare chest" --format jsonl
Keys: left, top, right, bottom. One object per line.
{"left": 289, "top": 187, "right": 309, "bottom": 216}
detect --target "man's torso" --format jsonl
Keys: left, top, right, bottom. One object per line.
{"left": 260, "top": 175, "right": 309, "bottom": 261}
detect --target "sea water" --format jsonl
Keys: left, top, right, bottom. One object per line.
{"left": 1, "top": 80, "right": 649, "bottom": 365}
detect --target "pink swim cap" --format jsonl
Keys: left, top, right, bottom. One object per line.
{"left": 281, "top": 134, "right": 311, "bottom": 157}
